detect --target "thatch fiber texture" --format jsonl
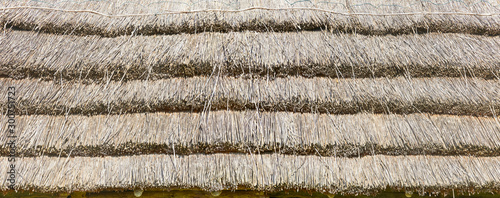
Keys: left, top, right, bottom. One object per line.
{"left": 1, "top": 111, "right": 499, "bottom": 157}
{"left": 1, "top": 31, "right": 499, "bottom": 81}
{"left": 1, "top": 0, "right": 500, "bottom": 195}
{"left": 1, "top": 77, "right": 499, "bottom": 116}
{"left": 0, "top": 154, "right": 499, "bottom": 193}
{"left": 1, "top": 0, "right": 499, "bottom": 36}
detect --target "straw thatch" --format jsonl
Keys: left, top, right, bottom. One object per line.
{"left": 1, "top": 111, "right": 499, "bottom": 157}
{"left": 1, "top": 77, "right": 498, "bottom": 116}
{"left": 1, "top": 0, "right": 499, "bottom": 195}
{"left": 1, "top": 154, "right": 500, "bottom": 193}
{"left": 1, "top": 0, "right": 499, "bottom": 36}
{"left": 1, "top": 30, "right": 499, "bottom": 81}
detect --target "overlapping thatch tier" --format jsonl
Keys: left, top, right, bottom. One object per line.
{"left": 1, "top": 0, "right": 499, "bottom": 195}
{"left": 0, "top": 154, "right": 499, "bottom": 193}
{"left": 1, "top": 111, "right": 499, "bottom": 157}
{"left": 1, "top": 30, "right": 499, "bottom": 81}
{"left": 1, "top": 0, "right": 499, "bottom": 36}
{"left": 1, "top": 77, "right": 498, "bottom": 116}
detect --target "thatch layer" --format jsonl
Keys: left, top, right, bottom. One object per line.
{"left": 1, "top": 30, "right": 499, "bottom": 81}
{"left": 1, "top": 111, "right": 499, "bottom": 157}
{"left": 1, "top": 154, "right": 500, "bottom": 193}
{"left": 1, "top": 0, "right": 499, "bottom": 36}
{"left": 0, "top": 77, "right": 498, "bottom": 116}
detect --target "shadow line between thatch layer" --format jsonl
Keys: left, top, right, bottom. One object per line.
{"left": 1, "top": 30, "right": 499, "bottom": 81}
{"left": 1, "top": 111, "right": 499, "bottom": 157}
{"left": 0, "top": 77, "right": 499, "bottom": 116}
{"left": 1, "top": 154, "right": 500, "bottom": 193}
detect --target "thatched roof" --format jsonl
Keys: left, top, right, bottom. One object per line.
{"left": 1, "top": 0, "right": 499, "bottom": 36}
{"left": 1, "top": 0, "right": 500, "bottom": 196}
{"left": 1, "top": 30, "right": 499, "bottom": 81}
{"left": 1, "top": 154, "right": 500, "bottom": 194}
{"left": 2, "top": 112, "right": 499, "bottom": 157}
{"left": 1, "top": 77, "right": 499, "bottom": 115}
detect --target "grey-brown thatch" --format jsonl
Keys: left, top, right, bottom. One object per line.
{"left": 1, "top": 30, "right": 499, "bottom": 81}
{"left": 1, "top": 77, "right": 499, "bottom": 116}
{"left": 1, "top": 154, "right": 500, "bottom": 194}
{"left": 1, "top": 0, "right": 500, "bottom": 196}
{"left": 1, "top": 0, "right": 500, "bottom": 36}
{"left": 1, "top": 111, "right": 500, "bottom": 157}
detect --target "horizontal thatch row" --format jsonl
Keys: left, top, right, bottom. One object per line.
{"left": 1, "top": 111, "right": 499, "bottom": 157}
{"left": 0, "top": 77, "right": 498, "bottom": 116}
{"left": 1, "top": 31, "right": 499, "bottom": 81}
{"left": 1, "top": 154, "right": 499, "bottom": 193}
{"left": 1, "top": 0, "right": 499, "bottom": 36}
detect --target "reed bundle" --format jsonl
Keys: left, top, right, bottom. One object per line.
{"left": 1, "top": 154, "right": 499, "bottom": 193}
{"left": 1, "top": 111, "right": 499, "bottom": 157}
{"left": 0, "top": 77, "right": 498, "bottom": 116}
{"left": 1, "top": 31, "right": 499, "bottom": 81}
{"left": 1, "top": 0, "right": 499, "bottom": 36}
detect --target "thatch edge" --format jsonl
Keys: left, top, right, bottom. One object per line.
{"left": 1, "top": 154, "right": 500, "bottom": 194}
{"left": 1, "top": 30, "right": 499, "bottom": 81}
{"left": 2, "top": 142, "right": 499, "bottom": 157}
{"left": 1, "top": 6, "right": 500, "bottom": 36}
{"left": 1, "top": 112, "right": 500, "bottom": 157}
{"left": 1, "top": 77, "right": 499, "bottom": 116}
